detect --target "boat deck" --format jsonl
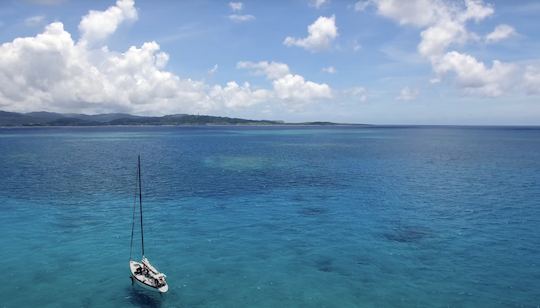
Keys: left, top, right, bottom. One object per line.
{"left": 129, "top": 260, "right": 168, "bottom": 292}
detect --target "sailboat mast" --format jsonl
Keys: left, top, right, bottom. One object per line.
{"left": 138, "top": 155, "right": 145, "bottom": 256}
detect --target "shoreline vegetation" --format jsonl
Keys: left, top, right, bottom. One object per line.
{"left": 0, "top": 110, "right": 365, "bottom": 127}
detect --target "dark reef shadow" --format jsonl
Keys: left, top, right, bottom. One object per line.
{"left": 291, "top": 194, "right": 306, "bottom": 202}
{"left": 314, "top": 256, "right": 334, "bottom": 273}
{"left": 382, "top": 225, "right": 431, "bottom": 243}
{"left": 299, "top": 206, "right": 329, "bottom": 217}
{"left": 125, "top": 286, "right": 164, "bottom": 308}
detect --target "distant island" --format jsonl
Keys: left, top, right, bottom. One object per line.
{"left": 0, "top": 111, "right": 361, "bottom": 127}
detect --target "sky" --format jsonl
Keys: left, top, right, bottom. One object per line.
{"left": 0, "top": 0, "right": 539, "bottom": 124}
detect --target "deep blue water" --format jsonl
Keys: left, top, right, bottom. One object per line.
{"left": 0, "top": 126, "right": 539, "bottom": 307}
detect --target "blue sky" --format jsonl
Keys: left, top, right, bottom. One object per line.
{"left": 0, "top": 0, "right": 539, "bottom": 124}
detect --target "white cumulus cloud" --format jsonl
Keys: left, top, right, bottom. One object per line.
{"left": 228, "top": 2, "right": 243, "bottom": 12}
{"left": 273, "top": 74, "right": 332, "bottom": 102}
{"left": 322, "top": 66, "right": 336, "bottom": 74}
{"left": 524, "top": 66, "right": 540, "bottom": 95}
{"left": 228, "top": 14, "right": 255, "bottom": 22}
{"left": 433, "top": 51, "right": 517, "bottom": 96}
{"left": 486, "top": 24, "right": 516, "bottom": 43}
{"left": 310, "top": 0, "right": 328, "bottom": 9}
{"left": 371, "top": 0, "right": 525, "bottom": 97}
{"left": 397, "top": 87, "right": 419, "bottom": 101}
{"left": 354, "top": 1, "right": 370, "bottom": 12}
{"left": 208, "top": 64, "right": 218, "bottom": 75}
{"left": 237, "top": 61, "right": 290, "bottom": 79}
{"left": 374, "top": 0, "right": 444, "bottom": 27}
{"left": 228, "top": 2, "right": 255, "bottom": 23}
{"left": 210, "top": 81, "right": 270, "bottom": 108}
{"left": 238, "top": 61, "right": 332, "bottom": 102}
{"left": 346, "top": 86, "right": 368, "bottom": 102}
{"left": 418, "top": 19, "right": 469, "bottom": 58}
{"left": 24, "top": 15, "right": 45, "bottom": 27}
{"left": 284, "top": 15, "right": 338, "bottom": 52}
{"left": 0, "top": 1, "right": 333, "bottom": 115}
{"left": 0, "top": 22, "right": 213, "bottom": 114}
{"left": 78, "top": 0, "right": 138, "bottom": 45}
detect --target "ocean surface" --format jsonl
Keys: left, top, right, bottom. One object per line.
{"left": 0, "top": 126, "right": 539, "bottom": 307}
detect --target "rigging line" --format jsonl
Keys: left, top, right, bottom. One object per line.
{"left": 130, "top": 158, "right": 138, "bottom": 260}
{"left": 138, "top": 155, "right": 145, "bottom": 257}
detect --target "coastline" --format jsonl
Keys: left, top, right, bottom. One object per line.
{"left": 2, "top": 124, "right": 540, "bottom": 129}
{"left": 0, "top": 123, "right": 371, "bottom": 128}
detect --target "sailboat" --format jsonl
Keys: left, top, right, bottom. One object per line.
{"left": 129, "top": 155, "right": 169, "bottom": 293}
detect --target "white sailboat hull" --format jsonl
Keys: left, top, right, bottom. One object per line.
{"left": 130, "top": 260, "right": 169, "bottom": 293}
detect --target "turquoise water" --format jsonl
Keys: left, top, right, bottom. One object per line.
{"left": 0, "top": 126, "right": 539, "bottom": 307}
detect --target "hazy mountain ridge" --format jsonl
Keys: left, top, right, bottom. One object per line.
{"left": 0, "top": 111, "right": 350, "bottom": 126}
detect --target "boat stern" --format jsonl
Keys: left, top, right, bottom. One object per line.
{"left": 158, "top": 284, "right": 169, "bottom": 293}
{"left": 129, "top": 259, "right": 168, "bottom": 293}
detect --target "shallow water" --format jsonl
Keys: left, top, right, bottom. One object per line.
{"left": 0, "top": 126, "right": 539, "bottom": 307}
